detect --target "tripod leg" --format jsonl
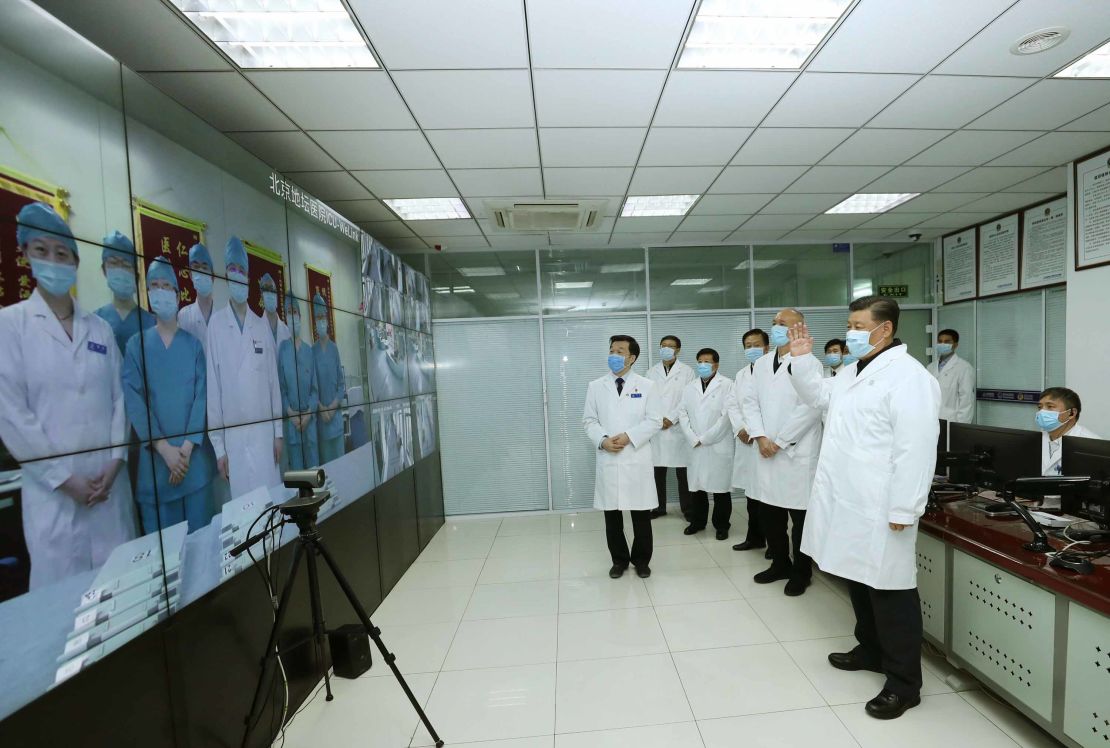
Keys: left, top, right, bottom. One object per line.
{"left": 241, "top": 541, "right": 305, "bottom": 748}
{"left": 312, "top": 539, "right": 446, "bottom": 748}
{"left": 303, "top": 542, "right": 334, "bottom": 703}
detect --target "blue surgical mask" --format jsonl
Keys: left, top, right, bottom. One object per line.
{"left": 607, "top": 354, "right": 626, "bottom": 374}
{"left": 842, "top": 353, "right": 858, "bottom": 366}
{"left": 316, "top": 319, "right": 328, "bottom": 338}
{"left": 227, "top": 271, "right": 249, "bottom": 304}
{"left": 148, "top": 288, "right": 179, "bottom": 321}
{"left": 825, "top": 353, "right": 843, "bottom": 367}
{"left": 696, "top": 362, "right": 714, "bottom": 379}
{"left": 30, "top": 258, "right": 77, "bottom": 297}
{"left": 106, "top": 267, "right": 136, "bottom": 299}
{"left": 935, "top": 342, "right": 953, "bottom": 357}
{"left": 770, "top": 324, "right": 790, "bottom": 348}
{"left": 192, "top": 272, "right": 213, "bottom": 297}
{"left": 658, "top": 346, "right": 675, "bottom": 362}
{"left": 845, "top": 326, "right": 880, "bottom": 359}
{"left": 1035, "top": 410, "right": 1070, "bottom": 432}
{"left": 262, "top": 291, "right": 278, "bottom": 313}
{"left": 744, "top": 347, "right": 763, "bottom": 364}
{"left": 290, "top": 315, "right": 301, "bottom": 337}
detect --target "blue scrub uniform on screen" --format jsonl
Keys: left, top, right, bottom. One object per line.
{"left": 278, "top": 339, "right": 319, "bottom": 470}
{"left": 97, "top": 303, "right": 156, "bottom": 356}
{"left": 314, "top": 338, "right": 346, "bottom": 463}
{"left": 122, "top": 327, "right": 215, "bottom": 533}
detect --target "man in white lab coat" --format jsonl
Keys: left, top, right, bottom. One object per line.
{"left": 206, "top": 237, "right": 283, "bottom": 500}
{"left": 727, "top": 329, "right": 770, "bottom": 552}
{"left": 583, "top": 335, "right": 662, "bottom": 579}
{"left": 645, "top": 334, "right": 695, "bottom": 520}
{"left": 1036, "top": 387, "right": 1100, "bottom": 476}
{"left": 743, "top": 309, "right": 823, "bottom": 596}
{"left": 788, "top": 296, "right": 940, "bottom": 720}
{"left": 926, "top": 328, "right": 975, "bottom": 423}
{"left": 679, "top": 348, "right": 734, "bottom": 540}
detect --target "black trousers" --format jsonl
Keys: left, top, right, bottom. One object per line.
{"left": 743, "top": 496, "right": 765, "bottom": 544}
{"left": 604, "top": 509, "right": 653, "bottom": 569}
{"left": 846, "top": 580, "right": 924, "bottom": 699}
{"left": 653, "top": 466, "right": 690, "bottom": 515}
{"left": 689, "top": 491, "right": 732, "bottom": 530}
{"left": 760, "top": 504, "right": 811, "bottom": 579}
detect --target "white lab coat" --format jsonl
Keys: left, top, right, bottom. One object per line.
{"left": 679, "top": 374, "right": 735, "bottom": 494}
{"left": 791, "top": 344, "right": 940, "bottom": 590}
{"left": 178, "top": 300, "right": 212, "bottom": 355}
{"left": 726, "top": 364, "right": 758, "bottom": 492}
{"left": 1043, "top": 424, "right": 1100, "bottom": 476}
{"left": 582, "top": 371, "right": 662, "bottom": 511}
{"left": 927, "top": 354, "right": 975, "bottom": 423}
{"left": 645, "top": 359, "right": 695, "bottom": 467}
{"left": 0, "top": 291, "right": 137, "bottom": 589}
{"left": 206, "top": 304, "right": 283, "bottom": 499}
{"left": 743, "top": 353, "right": 823, "bottom": 511}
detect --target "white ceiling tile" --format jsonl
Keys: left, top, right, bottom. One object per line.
{"left": 310, "top": 131, "right": 440, "bottom": 170}
{"left": 333, "top": 201, "right": 400, "bottom": 222}
{"left": 449, "top": 168, "right": 543, "bottom": 197}
{"left": 932, "top": 166, "right": 1049, "bottom": 193}
{"left": 356, "top": 219, "right": 415, "bottom": 238}
{"left": 389, "top": 237, "right": 432, "bottom": 251}
{"left": 284, "top": 171, "right": 371, "bottom": 201}
{"left": 419, "top": 235, "right": 491, "bottom": 249}
{"left": 407, "top": 219, "right": 483, "bottom": 237}
{"left": 987, "top": 131, "right": 1110, "bottom": 167}
{"left": 784, "top": 229, "right": 844, "bottom": 241}
{"left": 613, "top": 216, "right": 684, "bottom": 233}
{"left": 393, "top": 70, "right": 535, "bottom": 129}
{"left": 799, "top": 213, "right": 872, "bottom": 229}
{"left": 639, "top": 128, "right": 752, "bottom": 167}
{"left": 349, "top": 0, "right": 527, "bottom": 68}
{"left": 629, "top": 166, "right": 719, "bottom": 194}
{"left": 822, "top": 129, "right": 951, "bottom": 166}
{"left": 425, "top": 129, "right": 539, "bottom": 169}
{"left": 759, "top": 193, "right": 850, "bottom": 215}
{"left": 763, "top": 73, "right": 918, "bottom": 128}
{"left": 245, "top": 71, "right": 414, "bottom": 130}
{"left": 911, "top": 214, "right": 999, "bottom": 229}
{"left": 784, "top": 166, "right": 890, "bottom": 193}
{"left": 888, "top": 193, "right": 990, "bottom": 213}
{"left": 1001, "top": 167, "right": 1067, "bottom": 194}
{"left": 527, "top": 0, "right": 695, "bottom": 69}
{"left": 907, "top": 130, "right": 1043, "bottom": 166}
{"left": 836, "top": 228, "right": 905, "bottom": 241}
{"left": 654, "top": 72, "right": 796, "bottom": 127}
{"left": 935, "top": 1, "right": 1110, "bottom": 77}
{"left": 606, "top": 232, "right": 672, "bottom": 246}
{"left": 740, "top": 214, "right": 813, "bottom": 231}
{"left": 692, "top": 194, "right": 776, "bottom": 215}
{"left": 351, "top": 170, "right": 457, "bottom": 198}
{"left": 490, "top": 234, "right": 553, "bottom": 248}
{"left": 534, "top": 70, "right": 666, "bottom": 127}
{"left": 548, "top": 233, "right": 609, "bottom": 247}
{"left": 968, "top": 80, "right": 1110, "bottom": 131}
{"left": 863, "top": 166, "right": 970, "bottom": 193}
{"left": 142, "top": 73, "right": 293, "bottom": 131}
{"left": 731, "top": 128, "right": 853, "bottom": 165}
{"left": 809, "top": 0, "right": 1013, "bottom": 73}
{"left": 539, "top": 128, "right": 646, "bottom": 167}
{"left": 956, "top": 192, "right": 1061, "bottom": 215}
{"left": 1060, "top": 102, "right": 1110, "bottom": 131}
{"left": 727, "top": 229, "right": 789, "bottom": 242}
{"left": 870, "top": 76, "right": 1033, "bottom": 129}
{"left": 545, "top": 168, "right": 634, "bottom": 196}
{"left": 710, "top": 166, "right": 809, "bottom": 194}
{"left": 228, "top": 131, "right": 340, "bottom": 172}
{"left": 668, "top": 231, "right": 732, "bottom": 243}
{"left": 678, "top": 214, "right": 748, "bottom": 231}
{"left": 859, "top": 212, "right": 942, "bottom": 229}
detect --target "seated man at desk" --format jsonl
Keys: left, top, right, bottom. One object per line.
{"left": 1036, "top": 387, "right": 1100, "bottom": 476}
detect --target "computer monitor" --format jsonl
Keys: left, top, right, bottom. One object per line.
{"left": 1061, "top": 435, "right": 1110, "bottom": 527}
{"left": 948, "top": 423, "right": 1041, "bottom": 489}
{"left": 937, "top": 419, "right": 948, "bottom": 464}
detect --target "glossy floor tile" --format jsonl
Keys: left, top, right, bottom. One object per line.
{"left": 555, "top": 654, "right": 693, "bottom": 733}
{"left": 554, "top": 721, "right": 704, "bottom": 747}
{"left": 557, "top": 576, "right": 651, "bottom": 614}
{"left": 644, "top": 567, "right": 743, "bottom": 606}
{"left": 654, "top": 599, "right": 776, "bottom": 651}
{"left": 556, "top": 607, "right": 667, "bottom": 661}
{"left": 698, "top": 707, "right": 862, "bottom": 748}
{"left": 464, "top": 580, "right": 560, "bottom": 620}
{"left": 832, "top": 692, "right": 1022, "bottom": 748}
{"left": 444, "top": 615, "right": 559, "bottom": 670}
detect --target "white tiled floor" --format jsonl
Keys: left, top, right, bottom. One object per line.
{"left": 278, "top": 510, "right": 1063, "bottom": 748}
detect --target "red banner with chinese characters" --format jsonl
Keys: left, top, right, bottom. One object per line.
{"left": 244, "top": 240, "right": 286, "bottom": 321}
{"left": 0, "top": 166, "right": 69, "bottom": 309}
{"left": 133, "top": 200, "right": 204, "bottom": 309}
{"left": 305, "top": 263, "right": 336, "bottom": 343}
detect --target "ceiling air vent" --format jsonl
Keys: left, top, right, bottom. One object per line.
{"left": 1010, "top": 27, "right": 1070, "bottom": 55}
{"left": 488, "top": 200, "right": 605, "bottom": 232}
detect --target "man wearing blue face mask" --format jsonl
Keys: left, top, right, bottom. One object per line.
{"left": 726, "top": 328, "right": 770, "bottom": 553}
{"left": 824, "top": 338, "right": 846, "bottom": 376}
{"left": 94, "top": 231, "right": 155, "bottom": 355}
{"left": 926, "top": 329, "right": 974, "bottom": 423}
{"left": 259, "top": 272, "right": 291, "bottom": 349}
{"left": 312, "top": 294, "right": 346, "bottom": 463}
{"left": 678, "top": 348, "right": 734, "bottom": 540}
{"left": 179, "top": 242, "right": 215, "bottom": 354}
{"left": 645, "top": 335, "right": 695, "bottom": 520}
{"left": 1036, "top": 387, "right": 1099, "bottom": 477}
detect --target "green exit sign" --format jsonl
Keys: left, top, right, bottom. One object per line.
{"left": 878, "top": 284, "right": 909, "bottom": 298}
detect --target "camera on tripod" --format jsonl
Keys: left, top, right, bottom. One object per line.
{"left": 280, "top": 469, "right": 331, "bottom": 520}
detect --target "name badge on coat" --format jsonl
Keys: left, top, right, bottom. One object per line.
{"left": 87, "top": 341, "right": 107, "bottom": 355}
{"left": 253, "top": 339, "right": 264, "bottom": 354}
{"left": 630, "top": 393, "right": 643, "bottom": 398}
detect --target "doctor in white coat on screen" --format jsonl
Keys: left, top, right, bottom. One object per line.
{"left": 787, "top": 296, "right": 940, "bottom": 721}
{"left": 727, "top": 328, "right": 770, "bottom": 552}
{"left": 206, "top": 237, "right": 283, "bottom": 499}
{"left": 583, "top": 334, "right": 661, "bottom": 580}
{"left": 926, "top": 328, "right": 975, "bottom": 423}
{"left": 678, "top": 347, "right": 734, "bottom": 540}
{"left": 645, "top": 334, "right": 695, "bottom": 520}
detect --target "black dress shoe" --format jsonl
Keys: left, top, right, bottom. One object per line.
{"left": 732, "top": 540, "right": 766, "bottom": 551}
{"left": 609, "top": 564, "right": 627, "bottom": 579}
{"left": 649, "top": 509, "right": 667, "bottom": 519}
{"left": 683, "top": 525, "right": 704, "bottom": 535}
{"left": 753, "top": 564, "right": 792, "bottom": 584}
{"left": 784, "top": 576, "right": 811, "bottom": 596}
{"left": 827, "top": 651, "right": 883, "bottom": 674}
{"left": 715, "top": 529, "right": 729, "bottom": 541}
{"left": 865, "top": 689, "right": 920, "bottom": 720}
{"left": 635, "top": 566, "right": 651, "bottom": 578}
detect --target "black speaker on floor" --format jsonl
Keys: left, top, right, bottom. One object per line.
{"left": 328, "top": 624, "right": 372, "bottom": 679}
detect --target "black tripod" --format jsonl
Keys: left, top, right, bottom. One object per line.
{"left": 234, "top": 488, "right": 445, "bottom": 748}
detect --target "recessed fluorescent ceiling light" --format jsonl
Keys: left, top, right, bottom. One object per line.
{"left": 453, "top": 286, "right": 475, "bottom": 294}
{"left": 384, "top": 198, "right": 471, "bottom": 221}
{"left": 697, "top": 285, "right": 728, "bottom": 293}
{"left": 679, "top": 0, "right": 852, "bottom": 70}
{"left": 733, "top": 259, "right": 783, "bottom": 270}
{"left": 826, "top": 193, "right": 919, "bottom": 214}
{"left": 622, "top": 195, "right": 700, "bottom": 217}
{"left": 555, "top": 281, "right": 594, "bottom": 289}
{"left": 1056, "top": 39, "right": 1110, "bottom": 77}
{"left": 168, "top": 0, "right": 378, "bottom": 69}
{"left": 671, "top": 278, "right": 712, "bottom": 286}
{"left": 457, "top": 266, "right": 505, "bottom": 277}
{"left": 600, "top": 263, "right": 645, "bottom": 273}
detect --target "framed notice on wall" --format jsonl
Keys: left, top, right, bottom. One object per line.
{"left": 1075, "top": 144, "right": 1110, "bottom": 271}
{"left": 1020, "top": 196, "right": 1067, "bottom": 289}
{"left": 942, "top": 227, "right": 977, "bottom": 303}
{"left": 977, "top": 213, "right": 1019, "bottom": 297}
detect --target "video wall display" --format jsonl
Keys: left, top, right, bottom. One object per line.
{"left": 0, "top": 5, "right": 438, "bottom": 723}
